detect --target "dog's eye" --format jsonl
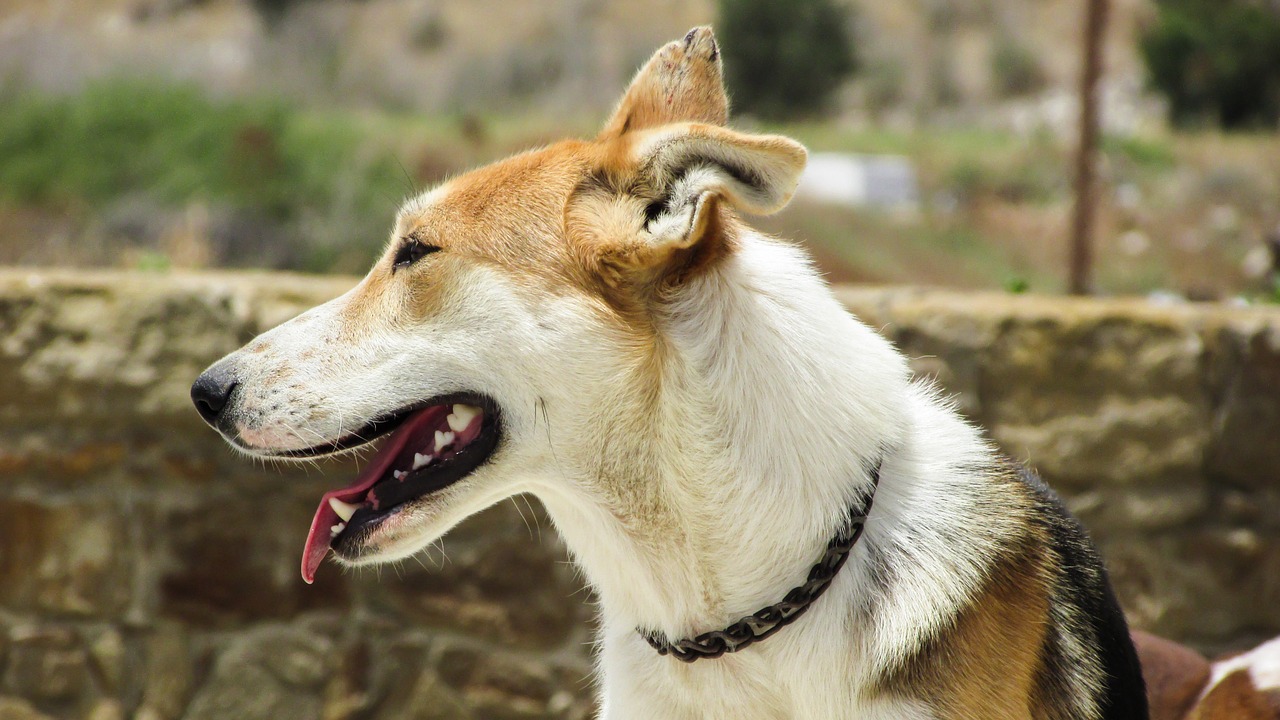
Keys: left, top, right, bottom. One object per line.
{"left": 392, "top": 240, "right": 440, "bottom": 271}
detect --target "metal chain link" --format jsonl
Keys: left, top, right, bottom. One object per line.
{"left": 640, "top": 462, "right": 882, "bottom": 663}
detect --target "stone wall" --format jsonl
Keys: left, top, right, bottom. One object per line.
{"left": 835, "top": 286, "right": 1280, "bottom": 651}
{"left": 1, "top": 269, "right": 1277, "bottom": 719}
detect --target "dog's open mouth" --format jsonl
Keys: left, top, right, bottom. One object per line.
{"left": 300, "top": 395, "right": 500, "bottom": 583}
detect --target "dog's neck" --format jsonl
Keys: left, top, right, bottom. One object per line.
{"left": 536, "top": 232, "right": 911, "bottom": 641}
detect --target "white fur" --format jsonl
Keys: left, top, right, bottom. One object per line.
{"left": 549, "top": 235, "right": 1021, "bottom": 718}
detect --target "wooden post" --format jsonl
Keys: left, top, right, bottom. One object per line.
{"left": 1070, "top": 0, "right": 1109, "bottom": 295}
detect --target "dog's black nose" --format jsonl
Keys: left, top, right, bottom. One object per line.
{"left": 191, "top": 365, "right": 238, "bottom": 427}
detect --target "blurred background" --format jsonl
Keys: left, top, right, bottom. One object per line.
{"left": 0, "top": 0, "right": 1277, "bottom": 298}
{"left": 1, "top": 2, "right": 1280, "bottom": 720}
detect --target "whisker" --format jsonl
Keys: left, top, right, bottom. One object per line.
{"left": 511, "top": 496, "right": 534, "bottom": 538}
{"left": 521, "top": 494, "right": 543, "bottom": 543}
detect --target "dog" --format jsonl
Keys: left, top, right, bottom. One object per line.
{"left": 192, "top": 27, "right": 1147, "bottom": 719}
{"left": 1136, "top": 630, "right": 1280, "bottom": 720}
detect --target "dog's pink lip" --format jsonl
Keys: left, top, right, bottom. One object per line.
{"left": 301, "top": 405, "right": 450, "bottom": 583}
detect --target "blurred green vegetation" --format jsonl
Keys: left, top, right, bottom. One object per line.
{"left": 718, "top": 0, "right": 856, "bottom": 120}
{"left": 0, "top": 82, "right": 411, "bottom": 271}
{"left": 0, "top": 80, "right": 1276, "bottom": 300}
{"left": 989, "top": 35, "right": 1047, "bottom": 99}
{"left": 1102, "top": 135, "right": 1178, "bottom": 172}
{"left": 1141, "top": 0, "right": 1280, "bottom": 129}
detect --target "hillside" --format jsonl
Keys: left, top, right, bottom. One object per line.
{"left": 1, "top": 0, "right": 1156, "bottom": 128}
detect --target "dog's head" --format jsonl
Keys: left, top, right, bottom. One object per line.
{"left": 191, "top": 27, "right": 807, "bottom": 582}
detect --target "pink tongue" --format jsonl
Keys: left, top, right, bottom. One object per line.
{"left": 300, "top": 406, "right": 449, "bottom": 584}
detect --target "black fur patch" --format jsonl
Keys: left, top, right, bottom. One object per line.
{"left": 1020, "top": 467, "right": 1149, "bottom": 719}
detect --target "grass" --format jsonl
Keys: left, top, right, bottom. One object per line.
{"left": 1103, "top": 135, "right": 1177, "bottom": 171}
{"left": 2, "top": 83, "right": 351, "bottom": 210}
{"left": 0, "top": 82, "right": 415, "bottom": 271}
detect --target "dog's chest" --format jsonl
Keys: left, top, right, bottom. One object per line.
{"left": 610, "top": 654, "right": 791, "bottom": 719}
{"left": 603, "top": 637, "right": 937, "bottom": 720}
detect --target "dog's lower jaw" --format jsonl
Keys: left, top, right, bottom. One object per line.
{"left": 327, "top": 461, "right": 536, "bottom": 571}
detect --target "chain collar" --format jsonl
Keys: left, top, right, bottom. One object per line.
{"left": 639, "top": 461, "right": 881, "bottom": 663}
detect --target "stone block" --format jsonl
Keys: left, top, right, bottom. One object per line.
{"left": 381, "top": 669, "right": 474, "bottom": 720}
{"left": 0, "top": 697, "right": 56, "bottom": 720}
{"left": 135, "top": 624, "right": 193, "bottom": 720}
{"left": 1217, "top": 486, "right": 1280, "bottom": 528}
{"left": 0, "top": 498, "right": 130, "bottom": 618}
{"left": 1104, "top": 528, "right": 1280, "bottom": 652}
{"left": 879, "top": 298, "right": 1001, "bottom": 420}
{"left": 159, "top": 491, "right": 349, "bottom": 626}
{"left": 2, "top": 626, "right": 87, "bottom": 703}
{"left": 183, "top": 626, "right": 336, "bottom": 720}
{"left": 1206, "top": 322, "right": 1280, "bottom": 490}
{"left": 1062, "top": 483, "right": 1210, "bottom": 534}
{"left": 85, "top": 629, "right": 126, "bottom": 695}
{"left": 352, "top": 635, "right": 441, "bottom": 720}
{"left": 990, "top": 396, "right": 1208, "bottom": 490}
{"left": 85, "top": 699, "right": 124, "bottom": 720}
{"left": 318, "top": 637, "right": 372, "bottom": 720}
{"left": 431, "top": 639, "right": 593, "bottom": 720}
{"left": 982, "top": 313, "right": 1206, "bottom": 427}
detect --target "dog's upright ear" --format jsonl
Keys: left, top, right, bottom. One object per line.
{"left": 599, "top": 26, "right": 729, "bottom": 139}
{"left": 574, "top": 28, "right": 807, "bottom": 291}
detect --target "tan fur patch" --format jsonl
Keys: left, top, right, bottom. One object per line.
{"left": 880, "top": 544, "right": 1054, "bottom": 720}
{"left": 335, "top": 141, "right": 612, "bottom": 331}
{"left": 395, "top": 142, "right": 597, "bottom": 286}
{"left": 871, "top": 465, "right": 1066, "bottom": 720}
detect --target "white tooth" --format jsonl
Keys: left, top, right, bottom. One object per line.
{"left": 415, "top": 452, "right": 437, "bottom": 470}
{"left": 434, "top": 430, "right": 455, "bottom": 452}
{"left": 329, "top": 522, "right": 346, "bottom": 536}
{"left": 447, "top": 404, "right": 481, "bottom": 432}
{"left": 393, "top": 469, "right": 405, "bottom": 480}
{"left": 328, "top": 497, "right": 358, "bottom": 522}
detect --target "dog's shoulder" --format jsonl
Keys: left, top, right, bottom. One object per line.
{"left": 874, "top": 460, "right": 1148, "bottom": 719}
{"left": 1017, "top": 464, "right": 1150, "bottom": 719}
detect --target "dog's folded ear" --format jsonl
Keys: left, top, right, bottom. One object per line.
{"left": 630, "top": 123, "right": 807, "bottom": 252}
{"left": 569, "top": 122, "right": 807, "bottom": 290}
{"left": 634, "top": 123, "right": 807, "bottom": 216}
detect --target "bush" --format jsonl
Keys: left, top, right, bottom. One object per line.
{"left": 990, "top": 36, "right": 1046, "bottom": 98}
{"left": 717, "top": 0, "right": 857, "bottom": 120}
{"left": 0, "top": 83, "right": 289, "bottom": 210}
{"left": 1140, "top": 0, "right": 1280, "bottom": 129}
{"left": 250, "top": 0, "right": 301, "bottom": 28}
